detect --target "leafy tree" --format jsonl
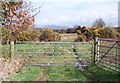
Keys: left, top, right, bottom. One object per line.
{"left": 76, "top": 26, "right": 81, "bottom": 31}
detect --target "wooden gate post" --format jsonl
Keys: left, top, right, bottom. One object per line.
{"left": 10, "top": 41, "right": 14, "bottom": 58}
{"left": 92, "top": 37, "right": 98, "bottom": 65}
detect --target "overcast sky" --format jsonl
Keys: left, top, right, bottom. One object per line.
{"left": 29, "top": 0, "right": 119, "bottom": 28}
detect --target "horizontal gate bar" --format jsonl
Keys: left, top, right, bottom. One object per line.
{"left": 30, "top": 63, "right": 88, "bottom": 67}
{"left": 98, "top": 38, "right": 120, "bottom": 42}
{"left": 26, "top": 55, "right": 92, "bottom": 58}
{"left": 16, "top": 42, "right": 93, "bottom": 44}
{"left": 98, "top": 50, "right": 117, "bottom": 55}
{"left": 16, "top": 47, "right": 91, "bottom": 49}
{"left": 99, "top": 55, "right": 120, "bottom": 59}
{"left": 101, "top": 60, "right": 120, "bottom": 66}
{"left": 16, "top": 52, "right": 91, "bottom": 54}
{"left": 98, "top": 45, "right": 120, "bottom": 49}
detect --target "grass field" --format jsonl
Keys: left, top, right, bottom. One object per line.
{"left": 45, "top": 65, "right": 120, "bottom": 82}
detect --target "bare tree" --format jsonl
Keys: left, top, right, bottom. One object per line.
{"left": 93, "top": 18, "right": 106, "bottom": 27}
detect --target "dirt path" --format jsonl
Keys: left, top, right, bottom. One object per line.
{"left": 38, "top": 67, "right": 46, "bottom": 82}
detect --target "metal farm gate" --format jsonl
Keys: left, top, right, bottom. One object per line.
{"left": 97, "top": 38, "right": 120, "bottom": 72}
{"left": 15, "top": 42, "right": 93, "bottom": 67}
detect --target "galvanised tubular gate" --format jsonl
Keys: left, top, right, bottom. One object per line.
{"left": 97, "top": 38, "right": 120, "bottom": 73}
{"left": 15, "top": 42, "right": 93, "bottom": 67}
{"left": 15, "top": 38, "right": 120, "bottom": 73}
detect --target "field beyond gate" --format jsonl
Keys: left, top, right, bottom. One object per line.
{"left": 16, "top": 42, "right": 93, "bottom": 67}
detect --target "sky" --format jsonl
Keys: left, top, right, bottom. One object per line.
{"left": 28, "top": 0, "right": 119, "bottom": 28}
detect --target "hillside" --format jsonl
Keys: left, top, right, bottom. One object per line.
{"left": 41, "top": 25, "right": 69, "bottom": 29}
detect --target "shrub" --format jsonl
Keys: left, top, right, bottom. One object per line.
{"left": 39, "top": 28, "right": 61, "bottom": 42}
{"left": 76, "top": 26, "right": 120, "bottom": 42}
{"left": 99, "top": 27, "right": 119, "bottom": 38}
{"left": 17, "top": 31, "right": 30, "bottom": 41}
{"left": 76, "top": 26, "right": 93, "bottom": 42}
{"left": 17, "top": 29, "right": 39, "bottom": 41}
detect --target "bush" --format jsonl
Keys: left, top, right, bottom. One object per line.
{"left": 76, "top": 26, "right": 120, "bottom": 42}
{"left": 17, "top": 31, "right": 31, "bottom": 41}
{"left": 1, "top": 27, "right": 40, "bottom": 43}
{"left": 76, "top": 26, "right": 93, "bottom": 42}
{"left": 17, "top": 30, "right": 39, "bottom": 41}
{"left": 39, "top": 28, "right": 61, "bottom": 42}
{"left": 99, "top": 27, "right": 120, "bottom": 38}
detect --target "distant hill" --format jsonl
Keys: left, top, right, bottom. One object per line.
{"left": 41, "top": 25, "right": 69, "bottom": 29}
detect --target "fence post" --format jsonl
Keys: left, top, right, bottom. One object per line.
{"left": 92, "top": 37, "right": 98, "bottom": 65}
{"left": 52, "top": 43, "right": 55, "bottom": 65}
{"left": 97, "top": 38, "right": 100, "bottom": 61}
{"left": 116, "top": 41, "right": 119, "bottom": 70}
{"left": 10, "top": 41, "right": 14, "bottom": 58}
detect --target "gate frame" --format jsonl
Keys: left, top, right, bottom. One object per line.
{"left": 15, "top": 41, "right": 93, "bottom": 66}
{"left": 96, "top": 38, "right": 120, "bottom": 72}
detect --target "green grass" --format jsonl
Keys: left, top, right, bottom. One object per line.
{"left": 83, "top": 65, "right": 120, "bottom": 82}
{"left": 45, "top": 66, "right": 87, "bottom": 82}
{"left": 45, "top": 65, "right": 120, "bottom": 82}
{"left": 5, "top": 66, "right": 40, "bottom": 81}
{"left": 4, "top": 65, "right": 120, "bottom": 82}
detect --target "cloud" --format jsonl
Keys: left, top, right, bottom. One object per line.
{"left": 32, "top": 0, "right": 119, "bottom": 27}
{"left": 30, "top": 0, "right": 119, "bottom": 3}
{"left": 42, "top": 19, "right": 49, "bottom": 23}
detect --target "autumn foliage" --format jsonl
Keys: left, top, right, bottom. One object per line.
{"left": 1, "top": 0, "right": 37, "bottom": 31}
{"left": 1, "top": 0, "right": 41, "bottom": 43}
